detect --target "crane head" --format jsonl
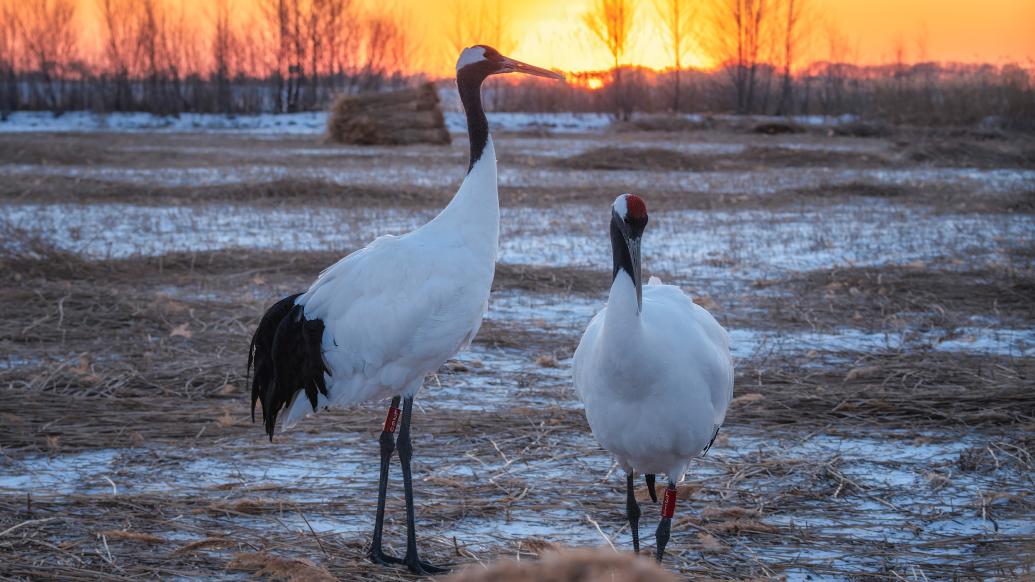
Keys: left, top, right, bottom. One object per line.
{"left": 456, "top": 45, "right": 565, "bottom": 81}
{"left": 612, "top": 193, "right": 648, "bottom": 235}
{"left": 611, "top": 194, "right": 648, "bottom": 312}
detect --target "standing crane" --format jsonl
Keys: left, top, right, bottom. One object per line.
{"left": 573, "top": 194, "right": 734, "bottom": 563}
{"left": 248, "top": 46, "right": 563, "bottom": 575}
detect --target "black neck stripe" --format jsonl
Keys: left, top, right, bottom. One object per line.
{"left": 456, "top": 62, "right": 493, "bottom": 173}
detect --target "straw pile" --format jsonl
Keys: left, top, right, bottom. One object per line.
{"left": 326, "top": 83, "right": 451, "bottom": 146}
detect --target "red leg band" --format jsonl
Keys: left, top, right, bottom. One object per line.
{"left": 661, "top": 487, "right": 677, "bottom": 519}
{"left": 383, "top": 406, "right": 401, "bottom": 433}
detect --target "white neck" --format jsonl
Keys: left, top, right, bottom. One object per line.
{"left": 604, "top": 269, "right": 641, "bottom": 337}
{"left": 423, "top": 138, "right": 499, "bottom": 250}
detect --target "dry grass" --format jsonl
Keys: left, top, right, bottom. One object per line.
{"left": 557, "top": 143, "right": 897, "bottom": 174}
{"left": 443, "top": 548, "right": 678, "bottom": 582}
{"left": 832, "top": 120, "right": 893, "bottom": 138}
{"left": 751, "top": 264, "right": 1035, "bottom": 332}
{"left": 900, "top": 139, "right": 1035, "bottom": 168}
{"left": 2, "top": 125, "right": 1034, "bottom": 580}
{"left": 0, "top": 174, "right": 447, "bottom": 208}
{"left": 557, "top": 146, "right": 715, "bottom": 172}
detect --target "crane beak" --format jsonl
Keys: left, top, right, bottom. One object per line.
{"left": 499, "top": 57, "right": 565, "bottom": 81}
{"left": 626, "top": 236, "right": 643, "bottom": 312}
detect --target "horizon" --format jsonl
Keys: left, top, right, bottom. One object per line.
{"left": 9, "top": 0, "right": 1035, "bottom": 78}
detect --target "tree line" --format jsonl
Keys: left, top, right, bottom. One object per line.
{"left": 578, "top": 0, "right": 1033, "bottom": 127}
{"left": 0, "top": 0, "right": 419, "bottom": 117}
{"left": 0, "top": 0, "right": 1031, "bottom": 127}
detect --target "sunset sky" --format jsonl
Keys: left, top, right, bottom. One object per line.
{"left": 68, "top": 0, "right": 1035, "bottom": 76}
{"left": 431, "top": 0, "right": 1035, "bottom": 75}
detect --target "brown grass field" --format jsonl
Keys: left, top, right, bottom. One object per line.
{"left": 1, "top": 118, "right": 1033, "bottom": 580}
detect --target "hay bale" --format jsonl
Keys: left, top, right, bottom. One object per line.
{"left": 326, "top": 83, "right": 450, "bottom": 146}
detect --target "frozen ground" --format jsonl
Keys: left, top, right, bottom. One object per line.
{"left": 0, "top": 110, "right": 869, "bottom": 136}
{"left": 4, "top": 201, "right": 1031, "bottom": 278}
{"left": 1, "top": 122, "right": 1032, "bottom": 580}
{"left": 0, "top": 110, "right": 613, "bottom": 135}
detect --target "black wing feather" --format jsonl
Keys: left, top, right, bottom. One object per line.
{"left": 247, "top": 293, "right": 330, "bottom": 441}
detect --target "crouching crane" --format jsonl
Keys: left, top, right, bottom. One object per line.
{"left": 573, "top": 194, "right": 734, "bottom": 563}
{"left": 247, "top": 46, "right": 563, "bottom": 574}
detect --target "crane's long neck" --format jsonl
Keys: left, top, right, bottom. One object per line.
{"left": 605, "top": 220, "right": 643, "bottom": 336}
{"left": 424, "top": 70, "right": 498, "bottom": 251}
{"left": 604, "top": 270, "right": 642, "bottom": 341}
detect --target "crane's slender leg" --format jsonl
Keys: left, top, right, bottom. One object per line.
{"left": 645, "top": 474, "right": 658, "bottom": 502}
{"left": 655, "top": 480, "right": 677, "bottom": 563}
{"left": 368, "top": 396, "right": 403, "bottom": 566}
{"left": 626, "top": 472, "right": 641, "bottom": 553}
{"left": 397, "top": 395, "right": 449, "bottom": 575}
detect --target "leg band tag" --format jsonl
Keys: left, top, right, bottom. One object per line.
{"left": 383, "top": 406, "right": 401, "bottom": 433}
{"left": 661, "top": 487, "right": 677, "bottom": 519}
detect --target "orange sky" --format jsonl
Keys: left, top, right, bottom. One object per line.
{"left": 430, "top": 0, "right": 1035, "bottom": 75}
{"left": 70, "top": 0, "right": 1035, "bottom": 76}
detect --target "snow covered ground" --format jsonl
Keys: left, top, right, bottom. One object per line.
{"left": 0, "top": 110, "right": 873, "bottom": 135}
{"left": 1, "top": 125, "right": 1031, "bottom": 580}
{"left": 0, "top": 110, "right": 613, "bottom": 135}
{"left": 5, "top": 200, "right": 1030, "bottom": 281}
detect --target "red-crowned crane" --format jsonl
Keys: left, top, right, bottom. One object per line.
{"left": 573, "top": 194, "right": 734, "bottom": 563}
{"left": 248, "top": 46, "right": 563, "bottom": 575}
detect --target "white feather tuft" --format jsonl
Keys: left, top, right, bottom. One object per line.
{"left": 456, "top": 46, "right": 487, "bottom": 71}
{"left": 612, "top": 194, "right": 629, "bottom": 217}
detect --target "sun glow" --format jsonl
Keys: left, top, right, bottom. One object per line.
{"left": 36, "top": 0, "right": 1035, "bottom": 80}
{"left": 586, "top": 77, "right": 604, "bottom": 90}
{"left": 422, "top": 0, "right": 1035, "bottom": 77}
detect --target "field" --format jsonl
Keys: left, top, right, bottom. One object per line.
{"left": 1, "top": 112, "right": 1033, "bottom": 580}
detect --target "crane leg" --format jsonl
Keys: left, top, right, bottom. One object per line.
{"left": 626, "top": 472, "right": 641, "bottom": 553}
{"left": 396, "top": 395, "right": 449, "bottom": 575}
{"left": 655, "top": 481, "right": 677, "bottom": 563}
{"left": 368, "top": 396, "right": 403, "bottom": 566}
{"left": 645, "top": 474, "right": 658, "bottom": 502}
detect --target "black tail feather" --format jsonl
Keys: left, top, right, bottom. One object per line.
{"left": 248, "top": 293, "right": 329, "bottom": 440}
{"left": 645, "top": 474, "right": 658, "bottom": 503}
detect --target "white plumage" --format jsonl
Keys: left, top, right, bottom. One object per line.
{"left": 283, "top": 140, "right": 498, "bottom": 426}
{"left": 574, "top": 271, "right": 733, "bottom": 480}
{"left": 572, "top": 193, "right": 733, "bottom": 561}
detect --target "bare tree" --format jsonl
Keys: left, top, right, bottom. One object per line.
{"left": 447, "top": 0, "right": 514, "bottom": 57}
{"left": 287, "top": 0, "right": 305, "bottom": 110}
{"left": 653, "top": 0, "right": 697, "bottom": 112}
{"left": 0, "top": 0, "right": 20, "bottom": 116}
{"left": 16, "top": 0, "right": 78, "bottom": 113}
{"left": 138, "top": 0, "right": 173, "bottom": 113}
{"left": 821, "top": 21, "right": 853, "bottom": 114}
{"left": 775, "top": 0, "right": 809, "bottom": 115}
{"left": 359, "top": 12, "right": 402, "bottom": 90}
{"left": 307, "top": 0, "right": 325, "bottom": 107}
{"left": 97, "top": 0, "right": 139, "bottom": 109}
{"left": 211, "top": 0, "right": 238, "bottom": 113}
{"left": 447, "top": 0, "right": 482, "bottom": 55}
{"left": 320, "top": 0, "right": 356, "bottom": 94}
{"left": 710, "top": 0, "right": 774, "bottom": 113}
{"left": 483, "top": 0, "right": 512, "bottom": 54}
{"left": 583, "top": 0, "right": 636, "bottom": 119}
{"left": 261, "top": 0, "right": 290, "bottom": 112}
